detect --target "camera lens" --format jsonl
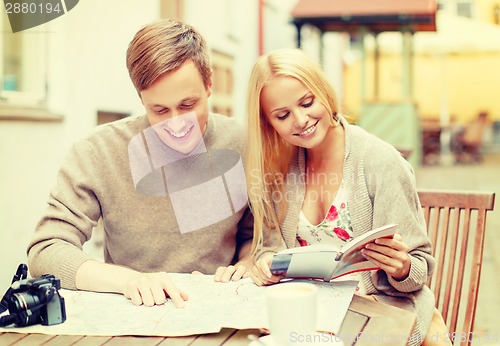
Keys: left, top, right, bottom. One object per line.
{"left": 8, "top": 292, "right": 42, "bottom": 326}
{"left": 12, "top": 292, "right": 41, "bottom": 310}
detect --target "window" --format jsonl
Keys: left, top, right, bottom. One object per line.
{"left": 437, "top": 0, "right": 474, "bottom": 18}
{"left": 1, "top": 10, "right": 47, "bottom": 107}
{"left": 457, "top": 1, "right": 473, "bottom": 18}
{"left": 210, "top": 50, "right": 234, "bottom": 117}
{"left": 97, "top": 110, "right": 129, "bottom": 125}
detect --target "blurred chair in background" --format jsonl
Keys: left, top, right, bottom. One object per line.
{"left": 451, "top": 112, "right": 489, "bottom": 163}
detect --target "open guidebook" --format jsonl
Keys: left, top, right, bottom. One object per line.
{"left": 270, "top": 224, "right": 398, "bottom": 281}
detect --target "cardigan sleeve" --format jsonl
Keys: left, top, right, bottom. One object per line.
{"left": 27, "top": 139, "right": 102, "bottom": 289}
{"left": 365, "top": 144, "right": 435, "bottom": 293}
{"left": 254, "top": 221, "right": 287, "bottom": 261}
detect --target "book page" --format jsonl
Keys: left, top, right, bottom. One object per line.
{"left": 332, "top": 224, "right": 397, "bottom": 279}
{"left": 340, "top": 224, "right": 397, "bottom": 256}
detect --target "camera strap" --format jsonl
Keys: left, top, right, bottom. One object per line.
{"left": 12, "top": 264, "right": 28, "bottom": 283}
{"left": 0, "top": 314, "right": 19, "bottom": 327}
{"left": 0, "top": 264, "right": 28, "bottom": 314}
{"left": 0, "top": 288, "right": 11, "bottom": 314}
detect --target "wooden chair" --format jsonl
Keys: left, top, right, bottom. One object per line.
{"left": 418, "top": 189, "right": 495, "bottom": 345}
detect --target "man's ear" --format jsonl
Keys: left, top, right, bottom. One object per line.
{"left": 206, "top": 79, "right": 213, "bottom": 97}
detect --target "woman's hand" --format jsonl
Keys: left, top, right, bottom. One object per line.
{"left": 361, "top": 233, "right": 411, "bottom": 280}
{"left": 250, "top": 253, "right": 284, "bottom": 286}
{"left": 214, "top": 242, "right": 254, "bottom": 282}
{"left": 123, "top": 272, "right": 189, "bottom": 308}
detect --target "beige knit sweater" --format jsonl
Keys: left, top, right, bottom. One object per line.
{"left": 27, "top": 113, "right": 253, "bottom": 289}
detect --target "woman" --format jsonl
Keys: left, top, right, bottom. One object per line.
{"left": 245, "top": 48, "right": 447, "bottom": 345}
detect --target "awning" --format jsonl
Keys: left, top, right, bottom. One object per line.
{"left": 291, "top": 0, "right": 437, "bottom": 33}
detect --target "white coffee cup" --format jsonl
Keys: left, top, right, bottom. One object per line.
{"left": 265, "top": 282, "right": 318, "bottom": 345}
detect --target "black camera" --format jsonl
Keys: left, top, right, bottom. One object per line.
{"left": 0, "top": 264, "right": 66, "bottom": 327}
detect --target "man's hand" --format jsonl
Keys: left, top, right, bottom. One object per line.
{"left": 123, "top": 272, "right": 189, "bottom": 307}
{"left": 75, "top": 260, "right": 188, "bottom": 307}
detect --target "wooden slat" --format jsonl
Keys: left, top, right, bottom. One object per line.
{"left": 461, "top": 210, "right": 488, "bottom": 345}
{"left": 156, "top": 335, "right": 198, "bottom": 345}
{"left": 441, "top": 208, "right": 460, "bottom": 323}
{"left": 42, "top": 335, "right": 85, "bottom": 346}
{"left": 418, "top": 189, "right": 495, "bottom": 210}
{"left": 73, "top": 336, "right": 114, "bottom": 345}
{"left": 434, "top": 206, "right": 450, "bottom": 307}
{"left": 105, "top": 335, "right": 166, "bottom": 346}
{"left": 425, "top": 206, "right": 437, "bottom": 287}
{"left": 11, "top": 333, "right": 55, "bottom": 345}
{"left": 223, "top": 329, "right": 261, "bottom": 346}
{"left": 449, "top": 208, "right": 471, "bottom": 334}
{"left": 189, "top": 328, "right": 235, "bottom": 345}
{"left": 429, "top": 207, "right": 441, "bottom": 257}
{"left": 0, "top": 332, "right": 28, "bottom": 344}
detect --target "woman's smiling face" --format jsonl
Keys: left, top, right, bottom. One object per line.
{"left": 260, "top": 76, "right": 331, "bottom": 149}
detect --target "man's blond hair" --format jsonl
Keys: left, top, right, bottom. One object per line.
{"left": 126, "top": 19, "right": 212, "bottom": 92}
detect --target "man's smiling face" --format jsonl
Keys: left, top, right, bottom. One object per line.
{"left": 140, "top": 59, "right": 211, "bottom": 154}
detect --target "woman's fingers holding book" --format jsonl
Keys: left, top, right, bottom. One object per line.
{"left": 373, "top": 234, "right": 409, "bottom": 251}
{"left": 250, "top": 254, "right": 282, "bottom": 286}
{"left": 362, "top": 235, "right": 411, "bottom": 280}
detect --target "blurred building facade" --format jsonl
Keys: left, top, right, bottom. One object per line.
{"left": 343, "top": 0, "right": 500, "bottom": 124}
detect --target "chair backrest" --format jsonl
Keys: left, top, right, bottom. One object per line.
{"left": 418, "top": 189, "right": 495, "bottom": 345}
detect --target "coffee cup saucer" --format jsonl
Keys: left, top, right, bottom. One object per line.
{"left": 249, "top": 333, "right": 344, "bottom": 346}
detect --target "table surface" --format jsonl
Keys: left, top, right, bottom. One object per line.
{"left": 0, "top": 294, "right": 416, "bottom": 346}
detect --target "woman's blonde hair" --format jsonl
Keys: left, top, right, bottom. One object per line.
{"left": 246, "top": 48, "right": 339, "bottom": 254}
{"left": 126, "top": 19, "right": 212, "bottom": 92}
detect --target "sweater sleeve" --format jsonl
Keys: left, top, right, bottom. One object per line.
{"left": 366, "top": 145, "right": 435, "bottom": 293}
{"left": 27, "top": 139, "right": 103, "bottom": 289}
{"left": 234, "top": 206, "right": 254, "bottom": 257}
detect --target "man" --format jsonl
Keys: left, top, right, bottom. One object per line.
{"left": 27, "top": 19, "right": 253, "bottom": 308}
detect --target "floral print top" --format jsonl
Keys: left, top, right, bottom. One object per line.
{"left": 297, "top": 181, "right": 365, "bottom": 293}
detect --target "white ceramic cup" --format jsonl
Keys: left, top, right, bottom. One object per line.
{"left": 265, "top": 282, "right": 318, "bottom": 345}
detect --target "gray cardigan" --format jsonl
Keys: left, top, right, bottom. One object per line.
{"left": 258, "top": 116, "right": 435, "bottom": 345}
